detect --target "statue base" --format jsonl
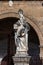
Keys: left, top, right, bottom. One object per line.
{"left": 12, "top": 51, "right": 31, "bottom": 65}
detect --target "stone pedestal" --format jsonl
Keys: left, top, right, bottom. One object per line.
{"left": 12, "top": 55, "right": 31, "bottom": 65}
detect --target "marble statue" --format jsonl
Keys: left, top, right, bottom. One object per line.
{"left": 14, "top": 9, "right": 30, "bottom": 55}
{"left": 13, "top": 9, "right": 31, "bottom": 65}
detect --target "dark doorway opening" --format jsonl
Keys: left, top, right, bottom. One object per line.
{"left": 28, "top": 24, "right": 42, "bottom": 65}
{"left": 0, "top": 17, "right": 19, "bottom": 65}
{"left": 0, "top": 17, "right": 42, "bottom": 65}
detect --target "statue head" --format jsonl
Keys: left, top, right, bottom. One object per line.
{"left": 18, "top": 9, "right": 23, "bottom": 15}
{"left": 18, "top": 9, "right": 24, "bottom": 18}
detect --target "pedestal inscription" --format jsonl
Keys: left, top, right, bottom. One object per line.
{"left": 12, "top": 9, "right": 31, "bottom": 65}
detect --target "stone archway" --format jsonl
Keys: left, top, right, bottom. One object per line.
{"left": 0, "top": 12, "right": 42, "bottom": 46}
{"left": 0, "top": 12, "right": 42, "bottom": 65}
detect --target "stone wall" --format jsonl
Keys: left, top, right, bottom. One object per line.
{"left": 0, "top": 0, "right": 43, "bottom": 60}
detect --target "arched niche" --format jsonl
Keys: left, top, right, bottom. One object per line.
{"left": 0, "top": 12, "right": 43, "bottom": 58}
{"left": 0, "top": 12, "right": 42, "bottom": 46}
{"left": 0, "top": 17, "right": 42, "bottom": 65}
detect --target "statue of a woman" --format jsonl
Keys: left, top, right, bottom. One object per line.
{"left": 14, "top": 9, "right": 30, "bottom": 55}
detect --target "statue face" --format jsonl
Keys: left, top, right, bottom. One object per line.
{"left": 18, "top": 9, "right": 23, "bottom": 15}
